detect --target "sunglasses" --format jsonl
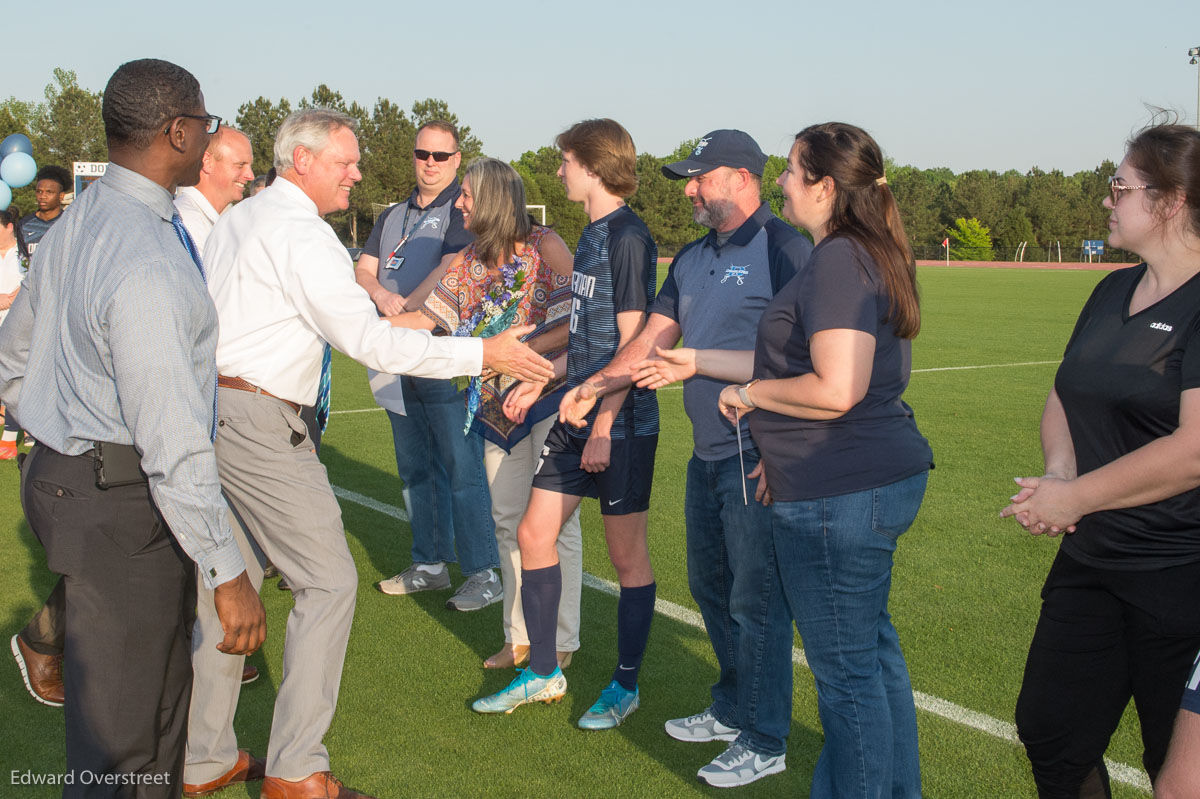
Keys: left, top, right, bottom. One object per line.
{"left": 413, "top": 149, "right": 457, "bottom": 162}
{"left": 1108, "top": 176, "right": 1153, "bottom": 206}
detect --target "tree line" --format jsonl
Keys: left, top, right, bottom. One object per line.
{"left": 2, "top": 71, "right": 1131, "bottom": 262}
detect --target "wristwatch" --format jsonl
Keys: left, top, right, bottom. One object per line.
{"left": 736, "top": 379, "right": 760, "bottom": 408}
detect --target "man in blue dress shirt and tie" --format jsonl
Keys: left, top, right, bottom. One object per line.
{"left": 0, "top": 58, "right": 265, "bottom": 799}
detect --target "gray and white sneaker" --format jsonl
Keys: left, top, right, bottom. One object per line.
{"left": 697, "top": 742, "right": 786, "bottom": 788}
{"left": 664, "top": 707, "right": 740, "bottom": 742}
{"left": 376, "top": 565, "right": 451, "bottom": 595}
{"left": 446, "top": 569, "right": 503, "bottom": 611}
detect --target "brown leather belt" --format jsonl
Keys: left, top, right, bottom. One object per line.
{"left": 217, "top": 375, "right": 301, "bottom": 413}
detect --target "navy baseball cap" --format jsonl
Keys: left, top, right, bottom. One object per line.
{"left": 661, "top": 129, "right": 767, "bottom": 179}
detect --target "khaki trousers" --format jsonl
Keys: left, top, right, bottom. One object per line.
{"left": 186, "top": 387, "right": 358, "bottom": 782}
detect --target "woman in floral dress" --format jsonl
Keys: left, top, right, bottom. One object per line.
{"left": 389, "top": 157, "right": 583, "bottom": 670}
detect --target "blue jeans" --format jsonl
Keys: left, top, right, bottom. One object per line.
{"left": 772, "top": 471, "right": 928, "bottom": 799}
{"left": 685, "top": 452, "right": 793, "bottom": 756}
{"left": 387, "top": 376, "right": 498, "bottom": 575}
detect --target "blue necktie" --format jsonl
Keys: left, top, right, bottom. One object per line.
{"left": 170, "top": 213, "right": 219, "bottom": 441}
{"left": 315, "top": 344, "right": 331, "bottom": 433}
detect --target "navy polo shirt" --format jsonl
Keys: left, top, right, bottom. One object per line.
{"left": 749, "top": 236, "right": 932, "bottom": 501}
{"left": 652, "top": 202, "right": 812, "bottom": 460}
{"left": 363, "top": 180, "right": 471, "bottom": 297}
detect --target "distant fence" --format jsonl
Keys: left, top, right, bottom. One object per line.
{"left": 913, "top": 244, "right": 1138, "bottom": 264}
{"left": 661, "top": 245, "right": 1138, "bottom": 267}
{"left": 916, "top": 260, "right": 1137, "bottom": 271}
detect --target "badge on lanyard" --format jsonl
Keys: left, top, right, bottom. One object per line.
{"left": 384, "top": 203, "right": 435, "bottom": 271}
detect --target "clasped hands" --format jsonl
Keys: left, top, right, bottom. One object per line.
{"left": 999, "top": 475, "right": 1082, "bottom": 536}
{"left": 480, "top": 325, "right": 554, "bottom": 384}
{"left": 553, "top": 346, "right": 698, "bottom": 428}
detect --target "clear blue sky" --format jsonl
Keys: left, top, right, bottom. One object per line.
{"left": 11, "top": 0, "right": 1200, "bottom": 174}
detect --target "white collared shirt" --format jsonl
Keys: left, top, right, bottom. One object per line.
{"left": 173, "top": 185, "right": 221, "bottom": 251}
{"left": 0, "top": 245, "right": 24, "bottom": 326}
{"left": 203, "top": 178, "right": 482, "bottom": 405}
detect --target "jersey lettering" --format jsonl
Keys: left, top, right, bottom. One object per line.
{"left": 572, "top": 272, "right": 596, "bottom": 298}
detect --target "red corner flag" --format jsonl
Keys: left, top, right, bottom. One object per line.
{"left": 941, "top": 237, "right": 949, "bottom": 248}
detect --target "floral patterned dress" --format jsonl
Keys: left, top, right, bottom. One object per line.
{"left": 421, "top": 226, "right": 571, "bottom": 448}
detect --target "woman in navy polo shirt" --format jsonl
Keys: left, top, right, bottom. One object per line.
{"left": 719, "top": 122, "right": 932, "bottom": 798}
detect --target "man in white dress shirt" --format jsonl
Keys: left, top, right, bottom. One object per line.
{"left": 183, "top": 108, "right": 552, "bottom": 799}
{"left": 173, "top": 126, "right": 253, "bottom": 250}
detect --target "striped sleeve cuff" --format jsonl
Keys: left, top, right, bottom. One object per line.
{"left": 194, "top": 539, "right": 248, "bottom": 591}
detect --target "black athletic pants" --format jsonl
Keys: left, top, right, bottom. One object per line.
{"left": 1016, "top": 548, "right": 1200, "bottom": 798}
{"left": 22, "top": 444, "right": 195, "bottom": 798}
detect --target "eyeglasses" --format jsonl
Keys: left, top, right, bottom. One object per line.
{"left": 413, "top": 149, "right": 457, "bottom": 162}
{"left": 176, "top": 114, "right": 222, "bottom": 135}
{"left": 1109, "top": 176, "right": 1153, "bottom": 206}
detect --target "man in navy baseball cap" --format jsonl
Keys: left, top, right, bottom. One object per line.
{"left": 597, "top": 124, "right": 811, "bottom": 787}
{"left": 661, "top": 129, "right": 767, "bottom": 179}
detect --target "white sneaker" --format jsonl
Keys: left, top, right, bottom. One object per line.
{"left": 376, "top": 564, "right": 451, "bottom": 595}
{"left": 664, "top": 707, "right": 740, "bottom": 742}
{"left": 446, "top": 569, "right": 502, "bottom": 611}
{"left": 697, "top": 742, "right": 786, "bottom": 788}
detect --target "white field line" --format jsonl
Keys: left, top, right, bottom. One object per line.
{"left": 912, "top": 360, "right": 1060, "bottom": 374}
{"left": 330, "top": 485, "right": 1150, "bottom": 793}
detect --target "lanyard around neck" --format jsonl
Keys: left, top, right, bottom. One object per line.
{"left": 386, "top": 201, "right": 440, "bottom": 264}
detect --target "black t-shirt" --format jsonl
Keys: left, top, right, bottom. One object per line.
{"left": 748, "top": 236, "right": 932, "bottom": 501}
{"left": 1057, "top": 264, "right": 1200, "bottom": 570}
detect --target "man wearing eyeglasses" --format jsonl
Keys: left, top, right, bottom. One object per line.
{"left": 0, "top": 58, "right": 265, "bottom": 799}
{"left": 8, "top": 123, "right": 261, "bottom": 717}
{"left": 355, "top": 121, "right": 503, "bottom": 612}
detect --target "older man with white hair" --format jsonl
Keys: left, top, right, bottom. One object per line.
{"left": 182, "top": 108, "right": 553, "bottom": 799}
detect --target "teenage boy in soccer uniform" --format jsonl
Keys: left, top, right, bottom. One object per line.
{"left": 473, "top": 119, "right": 658, "bottom": 730}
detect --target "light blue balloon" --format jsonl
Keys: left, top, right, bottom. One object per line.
{"left": 0, "top": 133, "right": 33, "bottom": 159}
{"left": 0, "top": 152, "right": 37, "bottom": 188}
{"left": 0, "top": 181, "right": 10, "bottom": 212}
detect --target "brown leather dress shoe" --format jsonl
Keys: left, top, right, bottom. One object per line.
{"left": 182, "top": 749, "right": 265, "bottom": 797}
{"left": 10, "top": 634, "right": 64, "bottom": 707}
{"left": 260, "top": 771, "right": 376, "bottom": 799}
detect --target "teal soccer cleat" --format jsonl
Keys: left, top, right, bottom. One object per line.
{"left": 577, "top": 680, "right": 639, "bottom": 730}
{"left": 472, "top": 667, "right": 567, "bottom": 715}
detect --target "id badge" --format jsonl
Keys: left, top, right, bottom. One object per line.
{"left": 385, "top": 255, "right": 405, "bottom": 271}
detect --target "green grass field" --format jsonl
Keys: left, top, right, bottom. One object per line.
{"left": 1, "top": 265, "right": 1157, "bottom": 798}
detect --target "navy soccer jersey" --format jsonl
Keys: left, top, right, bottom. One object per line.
{"left": 18, "top": 212, "right": 62, "bottom": 262}
{"left": 566, "top": 205, "right": 658, "bottom": 439}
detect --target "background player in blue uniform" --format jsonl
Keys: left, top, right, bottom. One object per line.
{"left": 473, "top": 119, "right": 659, "bottom": 730}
